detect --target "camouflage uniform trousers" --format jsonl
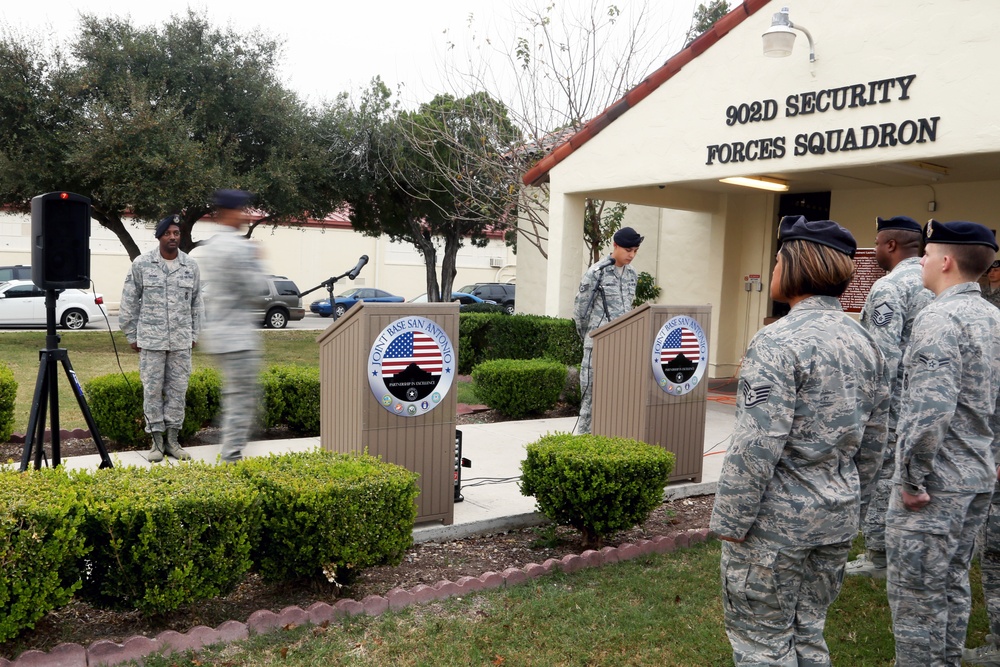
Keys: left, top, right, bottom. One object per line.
{"left": 573, "top": 339, "right": 594, "bottom": 435}
{"left": 978, "top": 487, "right": 1000, "bottom": 638}
{"left": 886, "top": 489, "right": 990, "bottom": 667}
{"left": 860, "top": 431, "right": 897, "bottom": 553}
{"left": 138, "top": 348, "right": 192, "bottom": 433}
{"left": 720, "top": 535, "right": 851, "bottom": 667}
{"left": 215, "top": 350, "right": 261, "bottom": 463}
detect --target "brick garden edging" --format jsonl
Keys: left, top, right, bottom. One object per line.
{"left": 3, "top": 529, "right": 711, "bottom": 667}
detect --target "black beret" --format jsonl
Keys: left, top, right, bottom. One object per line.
{"left": 991, "top": 260, "right": 1000, "bottom": 269}
{"left": 154, "top": 214, "right": 180, "bottom": 238}
{"left": 212, "top": 189, "right": 254, "bottom": 210}
{"left": 876, "top": 215, "right": 922, "bottom": 233}
{"left": 924, "top": 220, "right": 999, "bottom": 251}
{"left": 613, "top": 226, "right": 644, "bottom": 247}
{"left": 777, "top": 215, "right": 857, "bottom": 258}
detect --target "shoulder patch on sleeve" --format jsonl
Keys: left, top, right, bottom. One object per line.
{"left": 871, "top": 301, "right": 895, "bottom": 327}
{"left": 916, "top": 353, "right": 951, "bottom": 371}
{"left": 741, "top": 380, "right": 772, "bottom": 408}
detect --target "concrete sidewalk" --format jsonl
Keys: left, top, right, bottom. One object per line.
{"left": 54, "top": 397, "right": 737, "bottom": 544}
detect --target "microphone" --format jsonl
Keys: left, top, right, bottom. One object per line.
{"left": 348, "top": 255, "right": 369, "bottom": 280}
{"left": 594, "top": 256, "right": 615, "bottom": 271}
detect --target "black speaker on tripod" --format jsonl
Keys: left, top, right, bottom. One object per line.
{"left": 21, "top": 191, "right": 111, "bottom": 471}
{"left": 31, "top": 191, "right": 91, "bottom": 289}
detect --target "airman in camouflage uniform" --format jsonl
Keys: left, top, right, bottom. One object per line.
{"left": 198, "top": 189, "right": 266, "bottom": 463}
{"left": 847, "top": 216, "right": 933, "bottom": 579}
{"left": 886, "top": 220, "right": 1000, "bottom": 667}
{"left": 119, "top": 215, "right": 203, "bottom": 462}
{"left": 572, "top": 226, "right": 642, "bottom": 435}
{"left": 981, "top": 260, "right": 1000, "bottom": 310}
{"left": 710, "top": 217, "right": 889, "bottom": 667}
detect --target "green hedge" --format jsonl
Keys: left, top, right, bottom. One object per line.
{"left": 72, "top": 463, "right": 260, "bottom": 615}
{"left": 237, "top": 450, "right": 419, "bottom": 583}
{"left": 0, "top": 362, "right": 16, "bottom": 444}
{"left": 260, "top": 365, "right": 320, "bottom": 435}
{"left": 0, "top": 468, "right": 87, "bottom": 642}
{"left": 458, "top": 313, "right": 582, "bottom": 374}
{"left": 472, "top": 359, "right": 566, "bottom": 419}
{"left": 520, "top": 434, "right": 675, "bottom": 548}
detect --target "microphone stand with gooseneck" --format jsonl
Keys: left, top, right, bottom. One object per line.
{"left": 297, "top": 255, "right": 370, "bottom": 321}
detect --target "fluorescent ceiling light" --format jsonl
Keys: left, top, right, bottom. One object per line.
{"left": 719, "top": 176, "right": 790, "bottom": 192}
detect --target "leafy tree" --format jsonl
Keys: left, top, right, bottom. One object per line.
{"left": 0, "top": 12, "right": 341, "bottom": 259}
{"left": 583, "top": 199, "right": 628, "bottom": 265}
{"left": 325, "top": 80, "right": 520, "bottom": 301}
{"left": 685, "top": 1, "right": 732, "bottom": 46}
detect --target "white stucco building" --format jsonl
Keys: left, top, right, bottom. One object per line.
{"left": 516, "top": 0, "right": 1000, "bottom": 379}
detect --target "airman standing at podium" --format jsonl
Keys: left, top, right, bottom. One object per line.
{"left": 572, "top": 226, "right": 642, "bottom": 435}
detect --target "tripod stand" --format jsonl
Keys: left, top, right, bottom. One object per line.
{"left": 20, "top": 289, "right": 113, "bottom": 471}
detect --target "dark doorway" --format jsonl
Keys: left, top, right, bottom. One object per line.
{"left": 770, "top": 191, "right": 832, "bottom": 318}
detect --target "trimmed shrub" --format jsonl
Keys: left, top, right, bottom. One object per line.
{"left": 472, "top": 359, "right": 566, "bottom": 419}
{"left": 72, "top": 463, "right": 260, "bottom": 615}
{"left": 458, "top": 313, "right": 583, "bottom": 374}
{"left": 458, "top": 312, "right": 504, "bottom": 374}
{"left": 181, "top": 367, "right": 223, "bottom": 439}
{"left": 520, "top": 433, "right": 675, "bottom": 548}
{"left": 236, "top": 450, "right": 419, "bottom": 583}
{"left": 0, "top": 361, "right": 16, "bottom": 443}
{"left": 0, "top": 468, "right": 87, "bottom": 642}
{"left": 460, "top": 303, "right": 507, "bottom": 315}
{"left": 84, "top": 371, "right": 145, "bottom": 446}
{"left": 260, "top": 365, "right": 320, "bottom": 435}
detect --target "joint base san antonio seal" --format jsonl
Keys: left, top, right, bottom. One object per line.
{"left": 368, "top": 316, "right": 455, "bottom": 417}
{"left": 651, "top": 316, "right": 708, "bottom": 396}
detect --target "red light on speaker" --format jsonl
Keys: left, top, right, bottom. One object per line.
{"left": 60, "top": 192, "right": 69, "bottom": 199}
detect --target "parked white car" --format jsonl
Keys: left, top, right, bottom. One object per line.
{"left": 0, "top": 280, "right": 107, "bottom": 330}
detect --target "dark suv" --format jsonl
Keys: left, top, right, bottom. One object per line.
{"left": 251, "top": 276, "right": 305, "bottom": 328}
{"left": 0, "top": 265, "right": 32, "bottom": 283}
{"left": 459, "top": 283, "right": 515, "bottom": 315}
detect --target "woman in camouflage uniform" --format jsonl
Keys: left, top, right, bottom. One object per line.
{"left": 709, "top": 216, "right": 889, "bottom": 667}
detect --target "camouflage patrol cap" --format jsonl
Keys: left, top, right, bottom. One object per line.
{"left": 777, "top": 215, "right": 857, "bottom": 258}
{"left": 876, "top": 215, "right": 921, "bottom": 233}
{"left": 924, "top": 220, "right": 999, "bottom": 251}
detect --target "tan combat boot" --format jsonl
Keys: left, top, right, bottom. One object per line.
{"left": 164, "top": 428, "right": 191, "bottom": 461}
{"left": 147, "top": 431, "right": 165, "bottom": 463}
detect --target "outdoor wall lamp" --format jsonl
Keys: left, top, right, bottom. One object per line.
{"left": 763, "top": 6, "right": 815, "bottom": 63}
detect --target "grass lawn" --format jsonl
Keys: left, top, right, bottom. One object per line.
{"left": 1, "top": 330, "right": 478, "bottom": 433}
{"left": 139, "top": 539, "right": 993, "bottom": 667}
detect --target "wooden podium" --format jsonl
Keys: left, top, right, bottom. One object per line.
{"left": 317, "top": 302, "right": 460, "bottom": 524}
{"left": 590, "top": 304, "right": 712, "bottom": 483}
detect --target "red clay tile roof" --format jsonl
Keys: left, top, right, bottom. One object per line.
{"left": 521, "top": 0, "right": 770, "bottom": 187}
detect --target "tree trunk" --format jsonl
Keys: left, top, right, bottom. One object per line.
{"left": 440, "top": 233, "right": 461, "bottom": 299}
{"left": 180, "top": 206, "right": 212, "bottom": 252}
{"left": 408, "top": 219, "right": 441, "bottom": 301}
{"left": 91, "top": 206, "right": 142, "bottom": 261}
